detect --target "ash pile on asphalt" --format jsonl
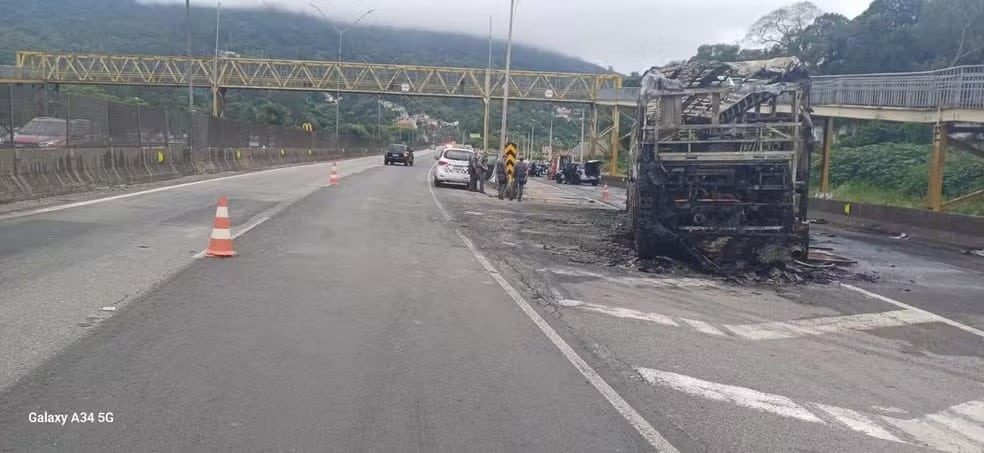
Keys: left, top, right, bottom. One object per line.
{"left": 539, "top": 210, "right": 875, "bottom": 286}
{"left": 450, "top": 195, "right": 874, "bottom": 286}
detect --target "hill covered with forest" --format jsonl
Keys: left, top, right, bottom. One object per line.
{"left": 0, "top": 0, "right": 607, "bottom": 149}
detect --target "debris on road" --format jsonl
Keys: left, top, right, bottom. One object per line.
{"left": 443, "top": 187, "right": 866, "bottom": 287}
{"left": 806, "top": 249, "right": 857, "bottom": 265}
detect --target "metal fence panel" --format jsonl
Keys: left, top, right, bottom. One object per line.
{"left": 0, "top": 83, "right": 388, "bottom": 152}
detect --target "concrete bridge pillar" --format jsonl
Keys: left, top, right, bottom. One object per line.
{"left": 820, "top": 117, "right": 834, "bottom": 195}
{"left": 927, "top": 123, "right": 949, "bottom": 211}
{"left": 211, "top": 87, "right": 227, "bottom": 118}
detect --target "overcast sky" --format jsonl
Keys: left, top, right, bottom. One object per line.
{"left": 155, "top": 0, "right": 871, "bottom": 72}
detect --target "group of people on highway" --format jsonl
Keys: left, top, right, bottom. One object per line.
{"left": 467, "top": 152, "right": 529, "bottom": 202}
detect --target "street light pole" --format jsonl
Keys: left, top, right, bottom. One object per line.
{"left": 211, "top": 1, "right": 221, "bottom": 117}
{"left": 548, "top": 113, "right": 554, "bottom": 161}
{"left": 336, "top": 34, "right": 342, "bottom": 146}
{"left": 530, "top": 124, "right": 535, "bottom": 159}
{"left": 497, "top": 0, "right": 516, "bottom": 154}
{"left": 308, "top": 3, "right": 374, "bottom": 148}
{"left": 483, "top": 16, "right": 492, "bottom": 153}
{"left": 579, "top": 109, "right": 585, "bottom": 163}
{"left": 186, "top": 0, "right": 194, "bottom": 149}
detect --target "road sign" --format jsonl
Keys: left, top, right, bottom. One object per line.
{"left": 544, "top": 89, "right": 554, "bottom": 99}
{"left": 504, "top": 142, "right": 518, "bottom": 181}
{"left": 469, "top": 133, "right": 481, "bottom": 140}
{"left": 400, "top": 83, "right": 411, "bottom": 93}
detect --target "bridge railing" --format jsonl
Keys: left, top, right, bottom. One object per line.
{"left": 600, "top": 65, "right": 984, "bottom": 111}
{"left": 811, "top": 65, "right": 984, "bottom": 110}
{"left": 0, "top": 65, "right": 39, "bottom": 81}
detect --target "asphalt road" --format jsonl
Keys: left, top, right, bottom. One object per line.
{"left": 442, "top": 180, "right": 984, "bottom": 453}
{"left": 0, "top": 156, "right": 385, "bottom": 394}
{"left": 2, "top": 158, "right": 983, "bottom": 452}
{"left": 0, "top": 155, "right": 648, "bottom": 451}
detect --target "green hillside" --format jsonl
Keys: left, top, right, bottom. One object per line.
{"left": 1, "top": 0, "right": 607, "bottom": 149}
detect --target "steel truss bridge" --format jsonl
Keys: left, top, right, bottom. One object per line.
{"left": 5, "top": 51, "right": 626, "bottom": 175}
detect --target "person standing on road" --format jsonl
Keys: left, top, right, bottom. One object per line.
{"left": 514, "top": 157, "right": 530, "bottom": 202}
{"left": 477, "top": 153, "right": 488, "bottom": 194}
{"left": 495, "top": 157, "right": 508, "bottom": 200}
{"left": 467, "top": 153, "right": 479, "bottom": 192}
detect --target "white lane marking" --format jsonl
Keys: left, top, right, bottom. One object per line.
{"left": 0, "top": 155, "right": 384, "bottom": 222}
{"left": 882, "top": 414, "right": 983, "bottom": 453}
{"left": 566, "top": 300, "right": 936, "bottom": 341}
{"left": 578, "top": 303, "right": 680, "bottom": 327}
{"left": 952, "top": 401, "right": 984, "bottom": 424}
{"left": 234, "top": 215, "right": 271, "bottom": 239}
{"left": 678, "top": 318, "right": 726, "bottom": 336}
{"left": 543, "top": 267, "right": 718, "bottom": 289}
{"left": 723, "top": 309, "right": 939, "bottom": 340}
{"left": 190, "top": 156, "right": 385, "bottom": 259}
{"left": 842, "top": 283, "right": 984, "bottom": 339}
{"left": 811, "top": 403, "right": 904, "bottom": 442}
{"left": 428, "top": 165, "right": 679, "bottom": 453}
{"left": 638, "top": 368, "right": 824, "bottom": 423}
{"left": 640, "top": 366, "right": 984, "bottom": 452}
{"left": 927, "top": 412, "right": 984, "bottom": 444}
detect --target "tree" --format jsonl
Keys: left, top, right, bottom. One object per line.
{"left": 916, "top": 0, "right": 984, "bottom": 67}
{"left": 623, "top": 72, "right": 643, "bottom": 88}
{"left": 786, "top": 13, "right": 850, "bottom": 73}
{"left": 745, "top": 2, "right": 823, "bottom": 51}
{"left": 692, "top": 43, "right": 741, "bottom": 62}
{"left": 255, "top": 102, "right": 291, "bottom": 127}
{"left": 839, "top": 0, "right": 927, "bottom": 73}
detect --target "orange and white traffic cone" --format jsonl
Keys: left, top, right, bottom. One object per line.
{"left": 328, "top": 163, "right": 339, "bottom": 186}
{"left": 205, "top": 196, "right": 237, "bottom": 257}
{"left": 602, "top": 184, "right": 610, "bottom": 203}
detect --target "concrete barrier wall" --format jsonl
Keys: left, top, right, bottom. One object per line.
{"left": 810, "top": 198, "right": 984, "bottom": 246}
{"left": 601, "top": 175, "right": 627, "bottom": 188}
{"left": 0, "top": 146, "right": 375, "bottom": 204}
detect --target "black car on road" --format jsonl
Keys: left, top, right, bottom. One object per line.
{"left": 384, "top": 144, "right": 414, "bottom": 166}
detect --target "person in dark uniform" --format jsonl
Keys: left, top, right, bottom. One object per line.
{"left": 495, "top": 158, "right": 508, "bottom": 200}
{"left": 514, "top": 157, "right": 530, "bottom": 202}
{"left": 476, "top": 153, "right": 488, "bottom": 194}
{"left": 467, "top": 153, "right": 479, "bottom": 192}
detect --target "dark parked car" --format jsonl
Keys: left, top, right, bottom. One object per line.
{"left": 556, "top": 160, "right": 602, "bottom": 186}
{"left": 384, "top": 144, "right": 414, "bottom": 166}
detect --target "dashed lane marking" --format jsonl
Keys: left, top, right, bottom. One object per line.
{"left": 428, "top": 164, "right": 679, "bottom": 453}
{"left": 564, "top": 300, "right": 941, "bottom": 341}
{"left": 723, "top": 309, "right": 940, "bottom": 340}
{"left": 842, "top": 284, "right": 984, "bottom": 340}
{"left": 638, "top": 367, "right": 984, "bottom": 452}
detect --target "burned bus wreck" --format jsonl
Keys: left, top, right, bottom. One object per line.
{"left": 626, "top": 58, "right": 814, "bottom": 270}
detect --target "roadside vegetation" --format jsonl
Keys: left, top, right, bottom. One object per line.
{"left": 811, "top": 122, "right": 984, "bottom": 215}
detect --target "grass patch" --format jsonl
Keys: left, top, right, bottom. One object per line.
{"left": 829, "top": 181, "right": 984, "bottom": 216}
